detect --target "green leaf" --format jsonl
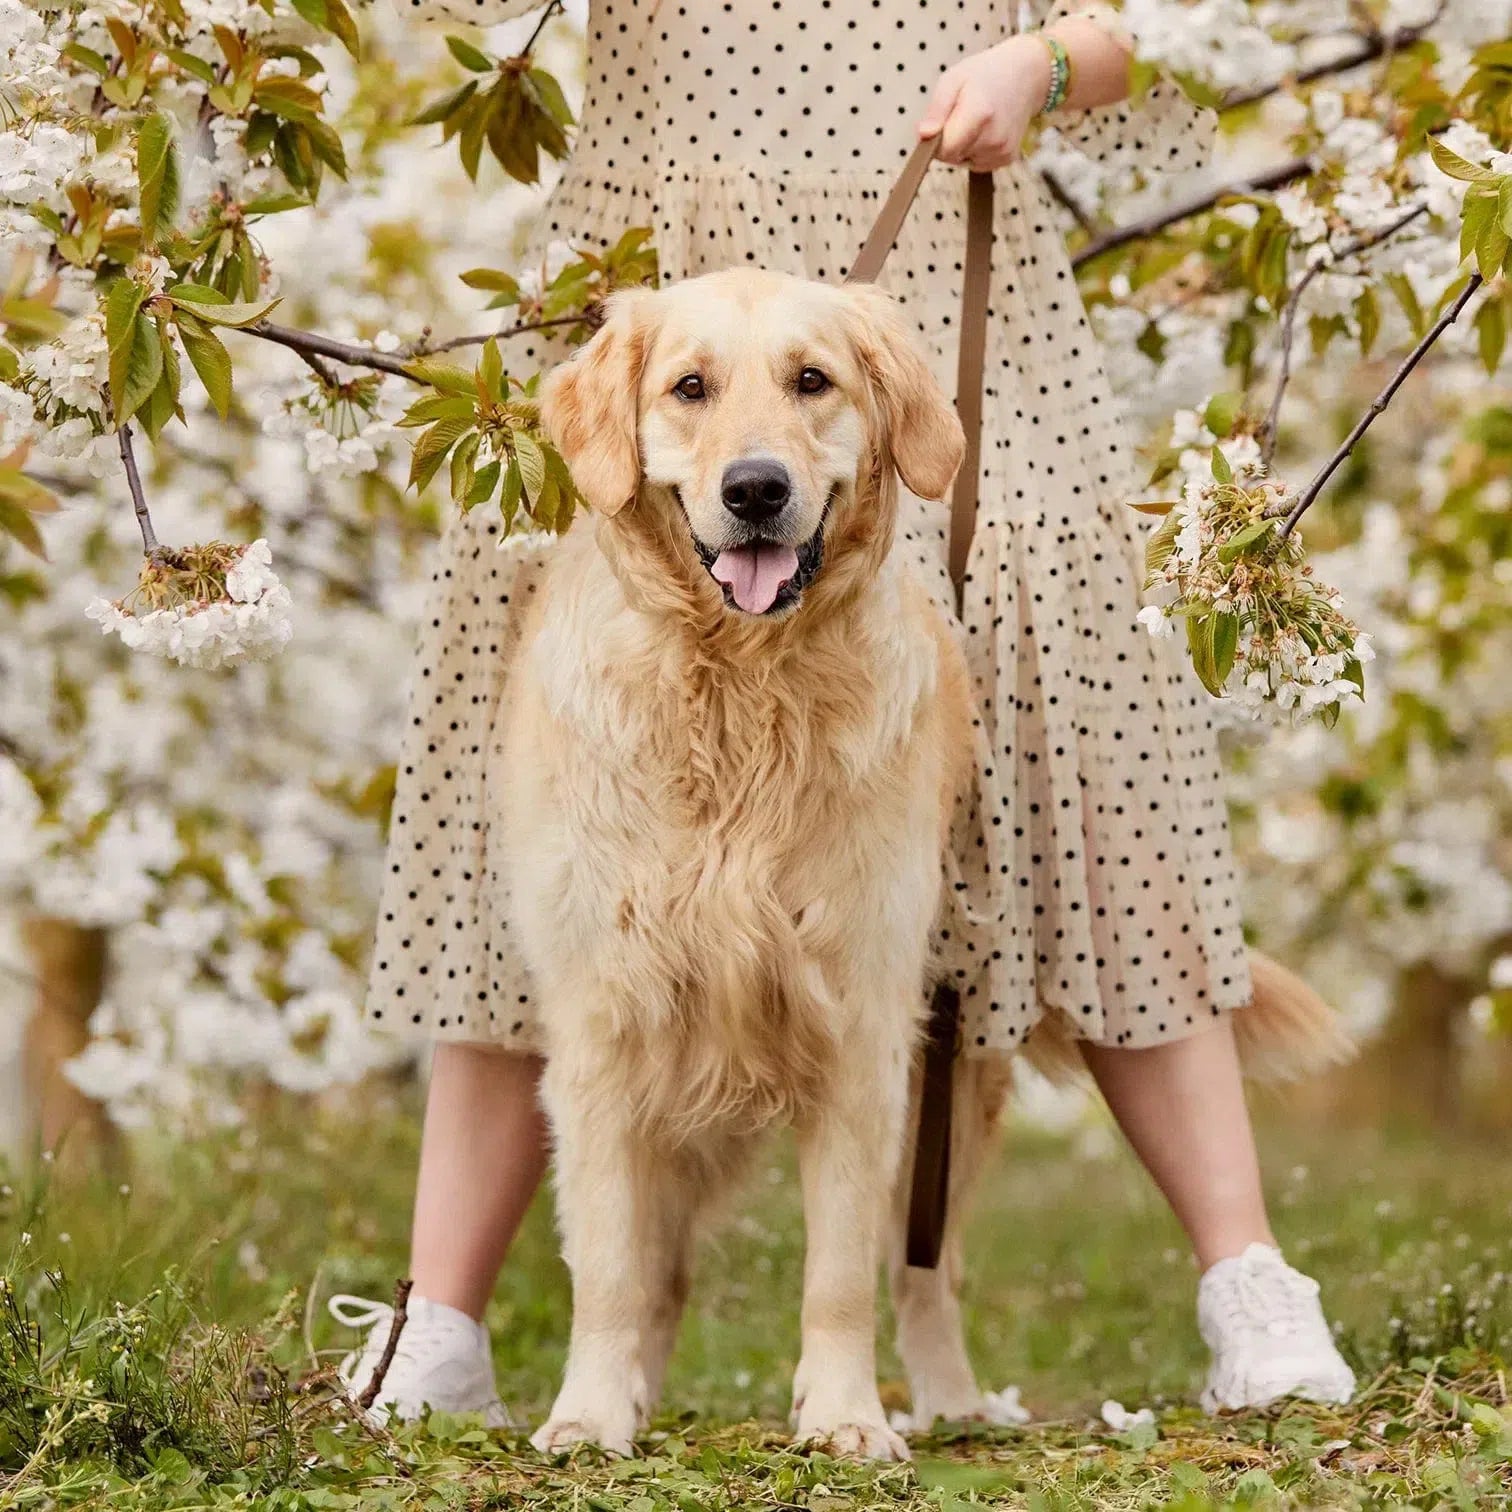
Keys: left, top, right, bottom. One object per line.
{"left": 139, "top": 321, "right": 182, "bottom": 441}
{"left": 1187, "top": 612, "right": 1223, "bottom": 696}
{"left": 500, "top": 454, "right": 523, "bottom": 531}
{"left": 513, "top": 429, "right": 547, "bottom": 506}
{"left": 1430, "top": 137, "right": 1500, "bottom": 184}
{"left": 450, "top": 429, "right": 481, "bottom": 503}
{"left": 1477, "top": 296, "right": 1507, "bottom": 375}
{"left": 1211, "top": 611, "right": 1239, "bottom": 688}
{"left": 411, "top": 79, "right": 479, "bottom": 127}
{"left": 1210, "top": 446, "right": 1232, "bottom": 485}
{"left": 460, "top": 268, "right": 521, "bottom": 298}
{"left": 165, "top": 286, "right": 280, "bottom": 327}
{"left": 136, "top": 111, "right": 180, "bottom": 245}
{"left": 1475, "top": 216, "right": 1510, "bottom": 281}
{"left": 409, "top": 416, "right": 473, "bottom": 492}
{"left": 252, "top": 75, "right": 326, "bottom": 122}
{"left": 399, "top": 394, "right": 477, "bottom": 427}
{"left": 527, "top": 66, "right": 575, "bottom": 129}
{"left": 63, "top": 42, "right": 111, "bottom": 75}
{"left": 1355, "top": 287, "right": 1380, "bottom": 358}
{"left": 1217, "top": 517, "right": 1275, "bottom": 563}
{"left": 106, "top": 278, "right": 148, "bottom": 410}
{"left": 404, "top": 358, "right": 480, "bottom": 396}
{"left": 1143, "top": 510, "right": 1182, "bottom": 588}
{"left": 116, "top": 310, "right": 164, "bottom": 425}
{"left": 1501, "top": 178, "right": 1512, "bottom": 237}
{"left": 1129, "top": 500, "right": 1176, "bottom": 516}
{"left": 177, "top": 313, "right": 234, "bottom": 419}
{"left": 1202, "top": 391, "right": 1244, "bottom": 439}
{"left": 479, "top": 337, "right": 504, "bottom": 403}
{"left": 466, "top": 458, "right": 500, "bottom": 509}
{"left": 446, "top": 34, "right": 495, "bottom": 72}
{"left": 0, "top": 496, "right": 48, "bottom": 559}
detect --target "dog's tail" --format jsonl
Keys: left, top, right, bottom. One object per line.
{"left": 1233, "top": 949, "right": 1355, "bottom": 1082}
{"left": 1020, "top": 948, "right": 1354, "bottom": 1085}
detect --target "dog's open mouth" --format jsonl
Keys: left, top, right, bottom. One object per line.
{"left": 691, "top": 514, "right": 828, "bottom": 616}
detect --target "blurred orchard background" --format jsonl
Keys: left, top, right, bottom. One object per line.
{"left": 1, "top": 0, "right": 1511, "bottom": 1506}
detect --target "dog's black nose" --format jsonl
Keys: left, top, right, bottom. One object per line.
{"left": 721, "top": 459, "right": 791, "bottom": 522}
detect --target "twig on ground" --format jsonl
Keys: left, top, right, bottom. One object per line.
{"left": 1071, "top": 158, "right": 1313, "bottom": 269}
{"left": 356, "top": 1278, "right": 414, "bottom": 1411}
{"left": 1259, "top": 202, "right": 1428, "bottom": 464}
{"left": 117, "top": 424, "right": 159, "bottom": 555}
{"left": 1270, "top": 273, "right": 1483, "bottom": 538}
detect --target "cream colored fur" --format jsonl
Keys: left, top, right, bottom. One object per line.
{"left": 508, "top": 270, "right": 973, "bottom": 1461}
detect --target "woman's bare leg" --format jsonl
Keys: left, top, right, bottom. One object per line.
{"left": 409, "top": 1043, "right": 551, "bottom": 1319}
{"left": 1079, "top": 1017, "right": 1275, "bottom": 1270}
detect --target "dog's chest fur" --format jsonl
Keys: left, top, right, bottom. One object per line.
{"left": 500, "top": 531, "right": 947, "bottom": 1138}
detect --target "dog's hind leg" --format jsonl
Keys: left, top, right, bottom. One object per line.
{"left": 887, "top": 1054, "right": 1012, "bottom": 1430}
{"left": 638, "top": 1155, "right": 699, "bottom": 1414}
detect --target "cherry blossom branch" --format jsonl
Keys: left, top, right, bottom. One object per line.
{"left": 1260, "top": 202, "right": 1429, "bottom": 464}
{"left": 247, "top": 321, "right": 417, "bottom": 379}
{"left": 243, "top": 315, "right": 582, "bottom": 380}
{"left": 1219, "top": 6, "right": 1447, "bottom": 114}
{"left": 1042, "top": 169, "right": 1096, "bottom": 235}
{"left": 117, "top": 424, "right": 160, "bottom": 555}
{"left": 1270, "top": 273, "right": 1484, "bottom": 539}
{"left": 1071, "top": 157, "right": 1312, "bottom": 269}
{"left": 521, "top": 0, "right": 565, "bottom": 54}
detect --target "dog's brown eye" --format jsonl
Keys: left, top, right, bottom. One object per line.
{"left": 797, "top": 367, "right": 830, "bottom": 395}
{"left": 674, "top": 373, "right": 706, "bottom": 401}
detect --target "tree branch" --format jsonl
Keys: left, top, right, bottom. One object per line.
{"left": 1218, "top": 5, "right": 1447, "bottom": 115}
{"left": 1071, "top": 157, "right": 1313, "bottom": 270}
{"left": 520, "top": 0, "right": 564, "bottom": 56}
{"left": 1271, "top": 273, "right": 1483, "bottom": 539}
{"left": 247, "top": 321, "right": 416, "bottom": 380}
{"left": 1042, "top": 169, "right": 1096, "bottom": 236}
{"left": 117, "top": 425, "right": 159, "bottom": 555}
{"left": 1259, "top": 202, "right": 1428, "bottom": 464}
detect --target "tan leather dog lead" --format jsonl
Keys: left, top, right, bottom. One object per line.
{"left": 846, "top": 137, "right": 995, "bottom": 1270}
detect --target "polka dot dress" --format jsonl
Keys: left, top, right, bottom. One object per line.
{"left": 367, "top": 0, "right": 1253, "bottom": 1057}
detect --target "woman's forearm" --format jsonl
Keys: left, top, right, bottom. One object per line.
{"left": 1044, "top": 15, "right": 1135, "bottom": 112}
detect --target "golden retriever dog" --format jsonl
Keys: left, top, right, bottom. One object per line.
{"left": 502, "top": 267, "right": 1350, "bottom": 1460}
{"left": 501, "top": 268, "right": 973, "bottom": 1461}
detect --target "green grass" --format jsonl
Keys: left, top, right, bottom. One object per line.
{"left": 1, "top": 1088, "right": 1509, "bottom": 1509}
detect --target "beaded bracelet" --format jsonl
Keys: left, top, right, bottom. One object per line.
{"left": 1038, "top": 35, "right": 1071, "bottom": 115}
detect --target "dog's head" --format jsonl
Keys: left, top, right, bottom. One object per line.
{"left": 541, "top": 269, "right": 963, "bottom": 620}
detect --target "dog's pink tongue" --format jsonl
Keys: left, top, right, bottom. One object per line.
{"left": 711, "top": 542, "right": 800, "bottom": 613}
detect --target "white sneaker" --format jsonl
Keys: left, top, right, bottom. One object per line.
{"left": 329, "top": 1292, "right": 513, "bottom": 1428}
{"left": 1197, "top": 1244, "right": 1356, "bottom": 1413}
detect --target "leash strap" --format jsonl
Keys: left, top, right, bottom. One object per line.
{"left": 846, "top": 137, "right": 993, "bottom": 1271}
{"left": 845, "top": 135, "right": 993, "bottom": 614}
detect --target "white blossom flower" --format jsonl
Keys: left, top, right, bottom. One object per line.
{"left": 1101, "top": 1400, "right": 1156, "bottom": 1431}
{"left": 86, "top": 540, "right": 294, "bottom": 670}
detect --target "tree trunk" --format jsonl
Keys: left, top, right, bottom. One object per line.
{"left": 20, "top": 915, "right": 118, "bottom": 1169}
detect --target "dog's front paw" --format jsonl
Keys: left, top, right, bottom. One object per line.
{"left": 802, "top": 1417, "right": 911, "bottom": 1462}
{"left": 530, "top": 1411, "right": 636, "bottom": 1458}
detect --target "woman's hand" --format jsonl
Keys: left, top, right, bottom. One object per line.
{"left": 918, "top": 36, "right": 1053, "bottom": 172}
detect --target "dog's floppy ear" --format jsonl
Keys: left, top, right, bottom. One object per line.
{"left": 540, "top": 289, "right": 654, "bottom": 517}
{"left": 844, "top": 283, "right": 964, "bottom": 503}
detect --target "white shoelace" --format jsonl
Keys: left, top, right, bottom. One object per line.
{"left": 328, "top": 1293, "right": 397, "bottom": 1333}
